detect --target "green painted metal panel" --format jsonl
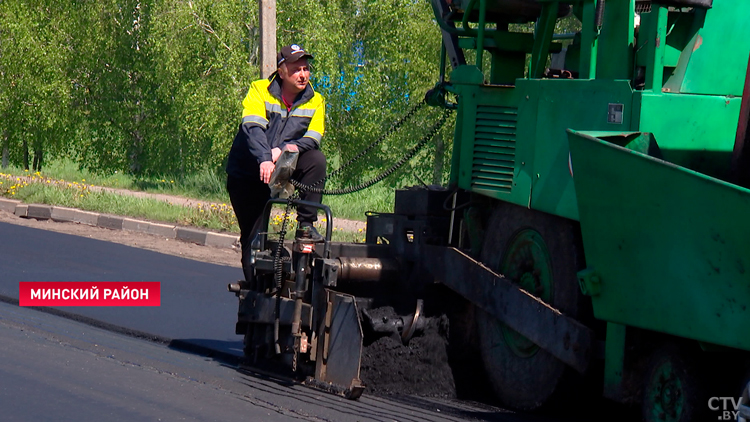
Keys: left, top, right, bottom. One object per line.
{"left": 637, "top": 92, "right": 742, "bottom": 180}
{"left": 635, "top": 8, "right": 687, "bottom": 71}
{"left": 603, "top": 323, "right": 627, "bottom": 402}
{"left": 596, "top": 0, "right": 635, "bottom": 81}
{"left": 527, "top": 79, "right": 634, "bottom": 220}
{"left": 568, "top": 130, "right": 750, "bottom": 351}
{"left": 666, "top": 1, "right": 750, "bottom": 96}
{"left": 449, "top": 67, "right": 534, "bottom": 207}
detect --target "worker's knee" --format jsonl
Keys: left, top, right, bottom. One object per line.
{"left": 298, "top": 149, "right": 326, "bottom": 173}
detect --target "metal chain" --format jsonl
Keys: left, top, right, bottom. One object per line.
{"left": 325, "top": 99, "right": 427, "bottom": 181}
{"left": 291, "top": 107, "right": 453, "bottom": 195}
{"left": 272, "top": 194, "right": 295, "bottom": 358}
{"left": 271, "top": 103, "right": 453, "bottom": 365}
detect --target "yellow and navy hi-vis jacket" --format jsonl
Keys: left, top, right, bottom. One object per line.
{"left": 227, "top": 74, "right": 325, "bottom": 179}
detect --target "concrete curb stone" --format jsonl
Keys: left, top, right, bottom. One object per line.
{"left": 176, "top": 227, "right": 209, "bottom": 245}
{"left": 122, "top": 218, "right": 151, "bottom": 232}
{"left": 147, "top": 222, "right": 177, "bottom": 239}
{"left": 206, "top": 232, "right": 240, "bottom": 249}
{"left": 98, "top": 215, "right": 124, "bottom": 230}
{"left": 51, "top": 206, "right": 99, "bottom": 226}
{"left": 0, "top": 198, "right": 20, "bottom": 213}
{"left": 27, "top": 204, "right": 52, "bottom": 220}
{"left": 14, "top": 204, "right": 28, "bottom": 217}
{"left": 5, "top": 200, "right": 241, "bottom": 250}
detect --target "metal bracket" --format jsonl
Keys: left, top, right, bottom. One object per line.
{"left": 578, "top": 268, "right": 602, "bottom": 297}
{"left": 424, "top": 245, "right": 593, "bottom": 374}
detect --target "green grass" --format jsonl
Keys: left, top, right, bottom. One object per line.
{"left": 1, "top": 158, "right": 396, "bottom": 221}
{"left": 6, "top": 181, "right": 237, "bottom": 233}
{"left": 6, "top": 160, "right": 134, "bottom": 189}
{"left": 0, "top": 166, "right": 379, "bottom": 242}
{"left": 6, "top": 181, "right": 369, "bottom": 242}
{"left": 322, "top": 184, "right": 395, "bottom": 221}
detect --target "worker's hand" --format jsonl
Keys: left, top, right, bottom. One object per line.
{"left": 271, "top": 147, "right": 282, "bottom": 163}
{"left": 259, "top": 161, "right": 275, "bottom": 184}
{"left": 283, "top": 144, "right": 299, "bottom": 152}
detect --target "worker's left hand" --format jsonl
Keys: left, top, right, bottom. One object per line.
{"left": 259, "top": 161, "right": 275, "bottom": 184}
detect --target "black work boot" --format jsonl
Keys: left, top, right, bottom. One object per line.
{"left": 298, "top": 222, "right": 325, "bottom": 243}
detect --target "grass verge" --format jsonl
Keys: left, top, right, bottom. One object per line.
{"left": 0, "top": 172, "right": 368, "bottom": 242}
{"left": 0, "top": 159, "right": 395, "bottom": 221}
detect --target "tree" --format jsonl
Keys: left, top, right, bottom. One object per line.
{"left": 1, "top": 1, "right": 454, "bottom": 186}
{"left": 0, "top": 2, "right": 72, "bottom": 170}
{"left": 276, "top": 0, "right": 453, "bottom": 188}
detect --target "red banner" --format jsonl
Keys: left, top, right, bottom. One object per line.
{"left": 19, "top": 282, "right": 161, "bottom": 307}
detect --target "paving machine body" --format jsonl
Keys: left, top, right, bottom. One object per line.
{"left": 229, "top": 0, "right": 750, "bottom": 420}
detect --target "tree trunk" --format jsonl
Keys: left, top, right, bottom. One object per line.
{"left": 22, "top": 138, "right": 29, "bottom": 170}
{"left": 33, "top": 147, "right": 43, "bottom": 171}
{"left": 129, "top": 129, "right": 143, "bottom": 174}
{"left": 2, "top": 131, "right": 8, "bottom": 168}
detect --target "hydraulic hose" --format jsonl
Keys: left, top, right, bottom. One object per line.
{"left": 595, "top": 0, "right": 606, "bottom": 28}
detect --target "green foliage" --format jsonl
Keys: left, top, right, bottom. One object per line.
{"left": 0, "top": 0, "right": 452, "bottom": 193}
{"left": 277, "top": 0, "right": 453, "bottom": 189}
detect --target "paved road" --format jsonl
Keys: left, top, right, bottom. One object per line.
{"left": 0, "top": 221, "right": 635, "bottom": 422}
{"left": 0, "top": 221, "right": 245, "bottom": 356}
{"left": 1, "top": 302, "right": 519, "bottom": 422}
{"left": 0, "top": 221, "right": 530, "bottom": 422}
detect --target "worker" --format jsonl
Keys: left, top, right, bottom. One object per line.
{"left": 226, "top": 43, "right": 327, "bottom": 271}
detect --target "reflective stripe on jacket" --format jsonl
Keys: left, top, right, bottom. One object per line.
{"left": 227, "top": 74, "right": 325, "bottom": 179}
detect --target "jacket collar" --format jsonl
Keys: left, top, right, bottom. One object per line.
{"left": 267, "top": 73, "right": 314, "bottom": 107}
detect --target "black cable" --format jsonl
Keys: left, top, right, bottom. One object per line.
{"left": 291, "top": 108, "right": 453, "bottom": 195}
{"left": 267, "top": 100, "right": 452, "bottom": 355}
{"left": 325, "top": 99, "right": 426, "bottom": 181}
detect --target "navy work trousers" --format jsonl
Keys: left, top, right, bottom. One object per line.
{"left": 227, "top": 149, "right": 326, "bottom": 258}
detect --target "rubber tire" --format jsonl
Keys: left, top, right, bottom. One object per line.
{"left": 476, "top": 201, "right": 585, "bottom": 410}
{"left": 641, "top": 345, "right": 708, "bottom": 422}
{"left": 739, "top": 381, "right": 750, "bottom": 422}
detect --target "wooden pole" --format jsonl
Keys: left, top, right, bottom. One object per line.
{"left": 259, "top": 0, "right": 277, "bottom": 78}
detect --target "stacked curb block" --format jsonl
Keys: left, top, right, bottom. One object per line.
{"left": 0, "top": 198, "right": 239, "bottom": 250}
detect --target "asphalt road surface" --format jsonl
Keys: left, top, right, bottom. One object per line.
{"left": 0, "top": 221, "right": 244, "bottom": 356}
{"left": 0, "top": 221, "right": 537, "bottom": 422}
{"left": 2, "top": 301, "right": 529, "bottom": 422}
{"left": 0, "top": 220, "right": 639, "bottom": 422}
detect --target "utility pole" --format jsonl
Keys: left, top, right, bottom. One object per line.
{"left": 259, "top": 0, "right": 276, "bottom": 78}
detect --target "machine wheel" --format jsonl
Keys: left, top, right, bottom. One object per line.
{"left": 641, "top": 345, "right": 707, "bottom": 422}
{"left": 739, "top": 381, "right": 750, "bottom": 422}
{"left": 476, "top": 202, "right": 585, "bottom": 410}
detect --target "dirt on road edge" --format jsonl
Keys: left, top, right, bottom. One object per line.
{"left": 0, "top": 210, "right": 242, "bottom": 268}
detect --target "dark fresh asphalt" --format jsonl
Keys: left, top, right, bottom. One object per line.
{"left": 0, "top": 221, "right": 628, "bottom": 422}
{"left": 0, "top": 221, "right": 520, "bottom": 421}
{"left": 0, "top": 221, "right": 245, "bottom": 356}
{"left": 1, "top": 302, "right": 512, "bottom": 422}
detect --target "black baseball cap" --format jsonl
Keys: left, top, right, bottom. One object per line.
{"left": 277, "top": 44, "right": 313, "bottom": 67}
